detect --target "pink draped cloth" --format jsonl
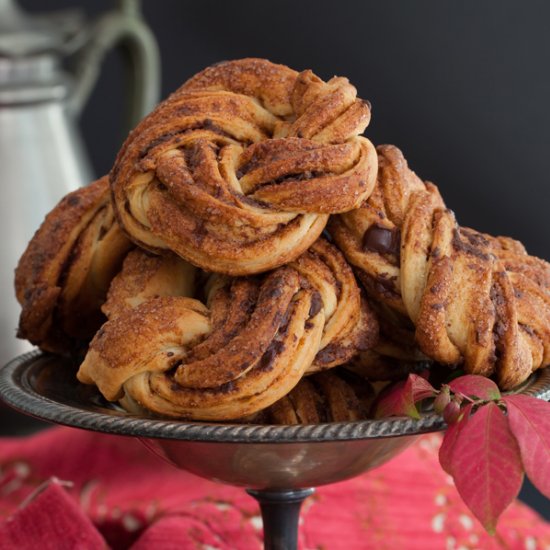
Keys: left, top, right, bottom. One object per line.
{"left": 0, "top": 427, "right": 548, "bottom": 549}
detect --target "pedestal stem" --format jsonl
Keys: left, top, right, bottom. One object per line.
{"left": 247, "top": 488, "right": 315, "bottom": 550}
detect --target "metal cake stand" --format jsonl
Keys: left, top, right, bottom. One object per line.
{"left": 2, "top": 351, "right": 550, "bottom": 550}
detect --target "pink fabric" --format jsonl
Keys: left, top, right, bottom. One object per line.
{"left": 0, "top": 427, "right": 548, "bottom": 549}
{"left": 0, "top": 482, "right": 105, "bottom": 550}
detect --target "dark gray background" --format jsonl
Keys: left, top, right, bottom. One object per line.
{"left": 23, "top": 0, "right": 550, "bottom": 261}
{"left": 12, "top": 0, "right": 550, "bottom": 520}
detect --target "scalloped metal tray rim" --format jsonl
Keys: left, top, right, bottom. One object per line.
{"left": 1, "top": 351, "right": 549, "bottom": 444}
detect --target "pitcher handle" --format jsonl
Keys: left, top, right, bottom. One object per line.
{"left": 69, "top": 0, "right": 161, "bottom": 131}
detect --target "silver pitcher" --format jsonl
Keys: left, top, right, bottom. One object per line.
{"left": 0, "top": 0, "right": 160, "bottom": 364}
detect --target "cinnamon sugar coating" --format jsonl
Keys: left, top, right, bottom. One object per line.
{"left": 111, "top": 58, "right": 377, "bottom": 275}
{"left": 331, "top": 145, "right": 550, "bottom": 389}
{"left": 15, "top": 177, "right": 132, "bottom": 354}
{"left": 77, "top": 240, "right": 378, "bottom": 420}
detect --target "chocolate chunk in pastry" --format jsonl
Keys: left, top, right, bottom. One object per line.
{"left": 330, "top": 145, "right": 550, "bottom": 389}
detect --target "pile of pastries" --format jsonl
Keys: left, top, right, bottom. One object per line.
{"left": 15, "top": 59, "right": 550, "bottom": 424}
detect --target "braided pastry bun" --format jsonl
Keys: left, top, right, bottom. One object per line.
{"left": 347, "top": 308, "right": 430, "bottom": 382}
{"left": 250, "top": 368, "right": 380, "bottom": 424}
{"left": 77, "top": 240, "right": 378, "bottom": 420}
{"left": 330, "top": 145, "right": 550, "bottom": 389}
{"left": 15, "top": 177, "right": 132, "bottom": 354}
{"left": 111, "top": 58, "right": 377, "bottom": 276}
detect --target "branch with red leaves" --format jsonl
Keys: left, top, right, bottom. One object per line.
{"left": 375, "top": 373, "right": 550, "bottom": 534}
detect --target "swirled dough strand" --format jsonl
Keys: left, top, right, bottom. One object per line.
{"left": 15, "top": 177, "right": 132, "bottom": 354}
{"left": 331, "top": 145, "right": 550, "bottom": 389}
{"left": 111, "top": 58, "right": 377, "bottom": 275}
{"left": 78, "top": 240, "right": 378, "bottom": 420}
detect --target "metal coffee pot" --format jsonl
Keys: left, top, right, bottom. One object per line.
{"left": 0, "top": 0, "right": 160, "bottom": 364}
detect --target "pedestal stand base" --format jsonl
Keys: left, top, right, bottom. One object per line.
{"left": 247, "top": 488, "right": 315, "bottom": 550}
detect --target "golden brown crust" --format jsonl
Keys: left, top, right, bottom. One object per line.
{"left": 298, "top": 239, "right": 379, "bottom": 371}
{"left": 330, "top": 145, "right": 550, "bottom": 389}
{"left": 15, "top": 177, "right": 132, "bottom": 354}
{"left": 110, "top": 58, "right": 377, "bottom": 275}
{"left": 181, "top": 58, "right": 298, "bottom": 115}
{"left": 102, "top": 249, "right": 196, "bottom": 319}
{"left": 77, "top": 239, "right": 378, "bottom": 420}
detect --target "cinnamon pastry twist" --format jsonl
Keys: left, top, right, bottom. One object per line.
{"left": 254, "top": 368, "right": 379, "bottom": 424}
{"left": 330, "top": 145, "right": 550, "bottom": 389}
{"left": 111, "top": 58, "right": 377, "bottom": 275}
{"left": 347, "top": 310, "right": 430, "bottom": 382}
{"left": 77, "top": 240, "right": 378, "bottom": 420}
{"left": 15, "top": 177, "right": 132, "bottom": 354}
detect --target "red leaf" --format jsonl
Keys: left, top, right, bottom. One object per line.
{"left": 439, "top": 403, "right": 473, "bottom": 475}
{"left": 408, "top": 373, "right": 438, "bottom": 401}
{"left": 375, "top": 380, "right": 417, "bottom": 419}
{"left": 504, "top": 394, "right": 550, "bottom": 499}
{"left": 448, "top": 375, "right": 501, "bottom": 401}
{"left": 375, "top": 374, "right": 436, "bottom": 419}
{"left": 443, "top": 402, "right": 524, "bottom": 534}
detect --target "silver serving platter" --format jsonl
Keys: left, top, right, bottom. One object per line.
{"left": 2, "top": 351, "right": 550, "bottom": 490}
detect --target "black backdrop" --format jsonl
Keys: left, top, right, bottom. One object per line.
{"left": 23, "top": 0, "right": 550, "bottom": 261}
{"left": 19, "top": 0, "right": 550, "bottom": 519}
